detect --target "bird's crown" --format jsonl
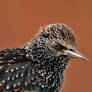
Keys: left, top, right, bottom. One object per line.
{"left": 40, "top": 23, "right": 76, "bottom": 49}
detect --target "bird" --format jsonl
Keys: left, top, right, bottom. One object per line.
{"left": 0, "top": 23, "right": 88, "bottom": 92}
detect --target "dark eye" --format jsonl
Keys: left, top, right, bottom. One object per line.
{"left": 53, "top": 43, "right": 67, "bottom": 50}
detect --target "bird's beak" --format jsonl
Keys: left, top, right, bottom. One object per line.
{"left": 63, "top": 49, "right": 88, "bottom": 61}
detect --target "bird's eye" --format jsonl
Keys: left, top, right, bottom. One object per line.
{"left": 53, "top": 43, "right": 67, "bottom": 50}
{"left": 54, "top": 43, "right": 61, "bottom": 50}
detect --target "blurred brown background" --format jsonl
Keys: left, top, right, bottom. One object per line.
{"left": 0, "top": 0, "right": 91, "bottom": 92}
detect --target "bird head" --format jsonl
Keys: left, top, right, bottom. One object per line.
{"left": 38, "top": 23, "right": 88, "bottom": 61}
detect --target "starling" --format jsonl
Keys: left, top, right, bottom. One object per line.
{"left": 0, "top": 23, "right": 88, "bottom": 92}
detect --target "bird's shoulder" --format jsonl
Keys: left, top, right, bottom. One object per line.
{"left": 0, "top": 48, "right": 33, "bottom": 66}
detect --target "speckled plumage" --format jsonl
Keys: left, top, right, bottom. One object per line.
{"left": 0, "top": 23, "right": 87, "bottom": 92}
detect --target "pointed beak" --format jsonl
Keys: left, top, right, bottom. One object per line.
{"left": 63, "top": 49, "right": 88, "bottom": 61}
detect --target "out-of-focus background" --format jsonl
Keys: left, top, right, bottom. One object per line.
{"left": 0, "top": 0, "right": 91, "bottom": 92}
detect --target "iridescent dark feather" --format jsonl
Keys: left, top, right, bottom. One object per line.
{"left": 0, "top": 48, "right": 39, "bottom": 92}
{"left": 0, "top": 23, "right": 86, "bottom": 92}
